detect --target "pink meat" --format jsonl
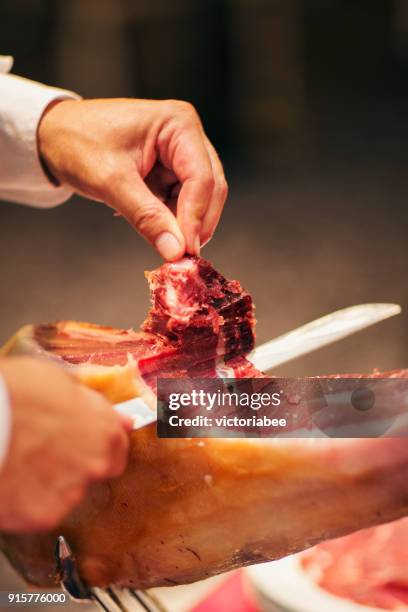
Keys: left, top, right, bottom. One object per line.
{"left": 301, "top": 518, "right": 408, "bottom": 610}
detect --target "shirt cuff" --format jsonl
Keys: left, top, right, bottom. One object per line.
{"left": 0, "top": 375, "right": 11, "bottom": 471}
{"left": 0, "top": 72, "right": 81, "bottom": 207}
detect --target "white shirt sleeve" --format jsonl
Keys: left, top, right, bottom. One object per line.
{"left": 0, "top": 375, "right": 11, "bottom": 472}
{"left": 0, "top": 57, "right": 81, "bottom": 468}
{"left": 0, "top": 55, "right": 80, "bottom": 207}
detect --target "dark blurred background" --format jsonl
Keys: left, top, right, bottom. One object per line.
{"left": 1, "top": 0, "right": 408, "bottom": 376}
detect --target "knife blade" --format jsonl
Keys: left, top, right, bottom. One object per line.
{"left": 115, "top": 303, "right": 401, "bottom": 429}
{"left": 250, "top": 303, "right": 401, "bottom": 372}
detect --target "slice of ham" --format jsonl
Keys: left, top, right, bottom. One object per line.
{"left": 301, "top": 517, "right": 408, "bottom": 610}
{"left": 1, "top": 257, "right": 408, "bottom": 590}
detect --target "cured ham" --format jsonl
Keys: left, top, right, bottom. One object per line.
{"left": 2, "top": 257, "right": 259, "bottom": 407}
{"left": 301, "top": 517, "right": 408, "bottom": 610}
{"left": 1, "top": 257, "right": 408, "bottom": 590}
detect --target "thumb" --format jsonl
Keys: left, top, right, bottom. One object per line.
{"left": 110, "top": 174, "right": 185, "bottom": 261}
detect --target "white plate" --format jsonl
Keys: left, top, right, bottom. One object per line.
{"left": 245, "top": 554, "right": 385, "bottom": 612}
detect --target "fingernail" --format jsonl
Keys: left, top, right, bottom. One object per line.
{"left": 155, "top": 232, "right": 182, "bottom": 260}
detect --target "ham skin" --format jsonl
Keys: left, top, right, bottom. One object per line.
{"left": 1, "top": 256, "right": 408, "bottom": 589}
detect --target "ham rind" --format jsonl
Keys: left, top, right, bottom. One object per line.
{"left": 1, "top": 257, "right": 408, "bottom": 589}
{"left": 1, "top": 437, "right": 408, "bottom": 588}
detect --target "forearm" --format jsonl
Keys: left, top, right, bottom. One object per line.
{"left": 0, "top": 57, "right": 79, "bottom": 207}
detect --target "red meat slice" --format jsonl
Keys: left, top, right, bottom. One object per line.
{"left": 301, "top": 517, "right": 408, "bottom": 610}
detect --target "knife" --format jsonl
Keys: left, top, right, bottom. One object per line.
{"left": 115, "top": 303, "right": 401, "bottom": 428}
{"left": 250, "top": 303, "right": 401, "bottom": 372}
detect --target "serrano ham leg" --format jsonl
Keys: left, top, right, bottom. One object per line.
{"left": 1, "top": 257, "right": 408, "bottom": 589}
{"left": 1, "top": 434, "right": 408, "bottom": 588}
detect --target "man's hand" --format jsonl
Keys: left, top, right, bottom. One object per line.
{"left": 37, "top": 99, "right": 228, "bottom": 260}
{"left": 0, "top": 357, "right": 131, "bottom": 532}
